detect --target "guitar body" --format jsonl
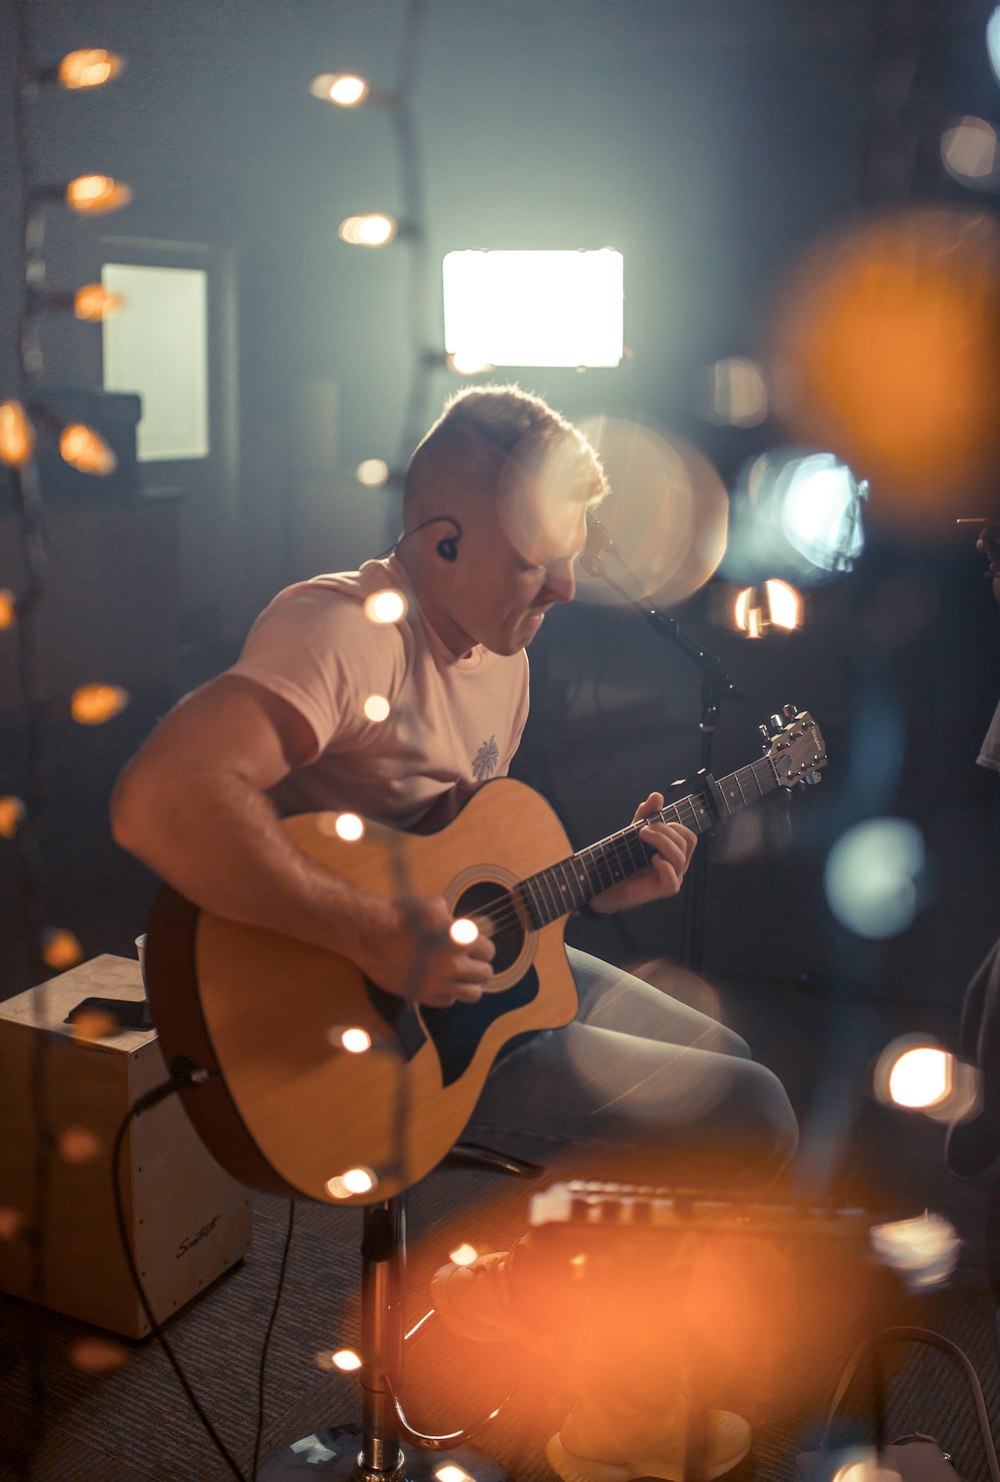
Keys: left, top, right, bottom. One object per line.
{"left": 146, "top": 706, "right": 827, "bottom": 1208}
{"left": 145, "top": 777, "right": 580, "bottom": 1206}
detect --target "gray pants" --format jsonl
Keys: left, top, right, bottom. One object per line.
{"left": 465, "top": 947, "right": 798, "bottom": 1190}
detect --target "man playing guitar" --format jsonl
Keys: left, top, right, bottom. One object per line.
{"left": 111, "top": 384, "right": 799, "bottom": 1481}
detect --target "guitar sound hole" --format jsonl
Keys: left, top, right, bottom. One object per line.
{"left": 453, "top": 881, "right": 525, "bottom": 974}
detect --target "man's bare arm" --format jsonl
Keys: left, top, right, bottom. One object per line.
{"left": 109, "top": 675, "right": 493, "bottom": 1004}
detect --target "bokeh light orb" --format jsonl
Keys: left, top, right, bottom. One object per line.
{"left": 832, "top": 1451, "right": 902, "bottom": 1482}
{"left": 449, "top": 918, "right": 478, "bottom": 946}
{"left": 0, "top": 1207, "right": 23, "bottom": 1241}
{"left": 873, "top": 1033, "right": 980, "bottom": 1123}
{"left": 733, "top": 579, "right": 801, "bottom": 637}
{"left": 356, "top": 458, "right": 390, "bottom": 487}
{"left": 338, "top": 214, "right": 397, "bottom": 248}
{"left": 769, "top": 207, "right": 1000, "bottom": 527}
{"left": 70, "top": 683, "right": 129, "bottom": 725}
{"left": 363, "top": 589, "right": 406, "bottom": 625}
{"left": 870, "top": 1212, "right": 961, "bottom": 1292}
{"left": 326, "top": 1166, "right": 377, "bottom": 1200}
{"left": 988, "top": 6, "right": 1000, "bottom": 86}
{"left": 0, "top": 400, "right": 34, "bottom": 467}
{"left": 824, "top": 817, "right": 931, "bottom": 939}
{"left": 363, "top": 694, "right": 391, "bottom": 723}
{"left": 336, "top": 1026, "right": 372, "bottom": 1054}
{"left": 59, "top": 1126, "right": 102, "bottom": 1164}
{"left": 58, "top": 49, "right": 124, "bottom": 90}
{"left": 723, "top": 447, "right": 866, "bottom": 586}
{"left": 941, "top": 117, "right": 1000, "bottom": 190}
{"left": 887, "top": 1045, "right": 952, "bottom": 1108}
{"left": 42, "top": 926, "right": 84, "bottom": 971}
{"left": 309, "top": 73, "right": 369, "bottom": 107}
{"left": 68, "top": 1335, "right": 130, "bottom": 1374}
{"left": 575, "top": 418, "right": 728, "bottom": 606}
{"left": 0, "top": 795, "right": 25, "bottom": 837}
{"left": 697, "top": 356, "right": 769, "bottom": 427}
{"left": 448, "top": 1242, "right": 479, "bottom": 1266}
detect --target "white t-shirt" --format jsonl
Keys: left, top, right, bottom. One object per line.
{"left": 227, "top": 556, "right": 530, "bottom": 827}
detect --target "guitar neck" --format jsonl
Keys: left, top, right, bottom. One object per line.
{"left": 518, "top": 755, "right": 780, "bottom": 928}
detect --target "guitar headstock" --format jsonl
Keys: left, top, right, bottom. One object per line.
{"left": 761, "top": 705, "right": 827, "bottom": 789}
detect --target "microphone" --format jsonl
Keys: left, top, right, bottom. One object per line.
{"left": 581, "top": 511, "right": 616, "bottom": 576}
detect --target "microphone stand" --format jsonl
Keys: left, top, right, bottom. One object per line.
{"left": 581, "top": 534, "right": 744, "bottom": 973}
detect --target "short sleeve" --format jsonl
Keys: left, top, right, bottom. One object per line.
{"left": 227, "top": 583, "right": 411, "bottom": 758}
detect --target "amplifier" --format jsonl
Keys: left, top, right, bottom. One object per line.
{"left": 0, "top": 954, "right": 252, "bottom": 1338}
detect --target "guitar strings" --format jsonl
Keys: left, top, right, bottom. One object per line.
{"left": 459, "top": 760, "right": 776, "bottom": 941}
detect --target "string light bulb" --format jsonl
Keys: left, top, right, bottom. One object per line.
{"left": 310, "top": 73, "right": 370, "bottom": 107}
{"left": 338, "top": 213, "right": 397, "bottom": 248}
{"left": 0, "top": 796, "right": 26, "bottom": 838}
{"left": 59, "top": 422, "right": 117, "bottom": 475}
{"left": 314, "top": 1347, "right": 363, "bottom": 1373}
{"left": 0, "top": 401, "right": 35, "bottom": 467}
{"left": 70, "top": 683, "right": 129, "bottom": 725}
{"left": 65, "top": 174, "right": 132, "bottom": 215}
{"left": 325, "top": 1167, "right": 377, "bottom": 1200}
{"left": 363, "top": 589, "right": 407, "bottom": 625}
{"left": 42, "top": 927, "right": 84, "bottom": 970}
{"left": 363, "top": 694, "right": 391, "bottom": 723}
{"left": 333, "top": 812, "right": 365, "bottom": 842}
{"left": 56, "top": 49, "right": 125, "bottom": 90}
{"left": 335, "top": 1027, "right": 373, "bottom": 1054}
{"left": 73, "top": 283, "right": 125, "bottom": 321}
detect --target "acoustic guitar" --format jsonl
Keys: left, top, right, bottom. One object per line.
{"left": 145, "top": 705, "right": 826, "bottom": 1206}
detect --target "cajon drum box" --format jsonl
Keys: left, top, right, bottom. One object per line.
{"left": 0, "top": 954, "right": 252, "bottom": 1337}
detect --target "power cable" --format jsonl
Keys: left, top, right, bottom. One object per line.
{"left": 111, "top": 1065, "right": 300, "bottom": 1482}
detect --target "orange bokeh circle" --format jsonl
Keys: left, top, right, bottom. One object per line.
{"left": 769, "top": 207, "right": 1000, "bottom": 527}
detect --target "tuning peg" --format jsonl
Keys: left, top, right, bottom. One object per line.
{"left": 804, "top": 771, "right": 823, "bottom": 786}
{"left": 782, "top": 703, "right": 798, "bottom": 718}
{"left": 770, "top": 713, "right": 784, "bottom": 731}
{"left": 759, "top": 723, "right": 772, "bottom": 740}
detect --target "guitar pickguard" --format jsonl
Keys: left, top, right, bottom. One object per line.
{"left": 363, "top": 966, "right": 541, "bottom": 1087}
{"left": 422, "top": 967, "right": 540, "bottom": 1086}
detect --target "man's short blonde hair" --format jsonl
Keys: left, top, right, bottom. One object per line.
{"left": 404, "top": 384, "right": 608, "bottom": 519}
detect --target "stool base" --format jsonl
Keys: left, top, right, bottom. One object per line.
{"left": 259, "top": 1426, "right": 511, "bottom": 1481}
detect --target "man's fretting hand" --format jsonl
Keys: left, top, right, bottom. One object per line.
{"left": 356, "top": 894, "right": 495, "bottom": 1007}
{"left": 588, "top": 792, "right": 698, "bottom": 915}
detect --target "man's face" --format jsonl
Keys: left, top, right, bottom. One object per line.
{"left": 433, "top": 471, "right": 590, "bottom": 658}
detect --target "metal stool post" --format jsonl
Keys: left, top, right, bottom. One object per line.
{"left": 357, "top": 1198, "right": 406, "bottom": 1479}
{"left": 260, "top": 1145, "right": 541, "bottom": 1480}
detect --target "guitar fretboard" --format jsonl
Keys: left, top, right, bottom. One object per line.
{"left": 516, "top": 755, "right": 778, "bottom": 929}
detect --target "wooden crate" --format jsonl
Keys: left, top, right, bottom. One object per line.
{"left": 0, "top": 955, "right": 251, "bottom": 1337}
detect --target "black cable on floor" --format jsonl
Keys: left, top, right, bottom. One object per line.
{"left": 252, "top": 1198, "right": 296, "bottom": 1481}
{"left": 111, "top": 1068, "right": 249, "bottom": 1482}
